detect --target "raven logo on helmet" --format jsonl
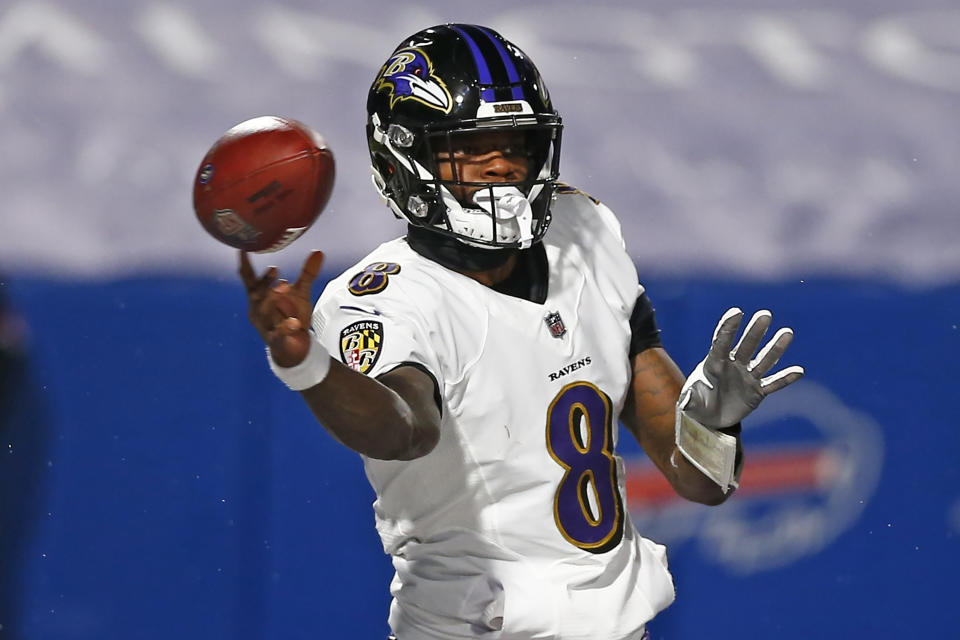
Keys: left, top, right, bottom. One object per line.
{"left": 375, "top": 48, "right": 452, "bottom": 114}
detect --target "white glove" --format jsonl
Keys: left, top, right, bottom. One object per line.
{"left": 680, "top": 307, "right": 805, "bottom": 428}
{"left": 675, "top": 307, "right": 804, "bottom": 492}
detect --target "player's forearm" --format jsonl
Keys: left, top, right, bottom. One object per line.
{"left": 298, "top": 360, "right": 438, "bottom": 460}
{"left": 665, "top": 440, "right": 739, "bottom": 506}
{"left": 625, "top": 407, "right": 735, "bottom": 505}
{"left": 623, "top": 348, "right": 736, "bottom": 506}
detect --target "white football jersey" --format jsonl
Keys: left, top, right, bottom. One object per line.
{"left": 313, "top": 188, "right": 675, "bottom": 640}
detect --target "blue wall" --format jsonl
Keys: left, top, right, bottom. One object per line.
{"left": 2, "top": 273, "right": 957, "bottom": 639}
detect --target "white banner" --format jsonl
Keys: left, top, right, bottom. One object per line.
{"left": 1, "top": 0, "right": 957, "bottom": 283}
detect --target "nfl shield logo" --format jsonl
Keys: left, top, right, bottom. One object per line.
{"left": 544, "top": 311, "right": 566, "bottom": 339}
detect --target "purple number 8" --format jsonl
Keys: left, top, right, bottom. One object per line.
{"left": 546, "top": 381, "right": 624, "bottom": 553}
{"left": 348, "top": 262, "right": 401, "bottom": 296}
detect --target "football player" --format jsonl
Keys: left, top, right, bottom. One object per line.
{"left": 239, "top": 24, "right": 804, "bottom": 640}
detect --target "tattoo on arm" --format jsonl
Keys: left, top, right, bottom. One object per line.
{"left": 623, "top": 347, "right": 684, "bottom": 449}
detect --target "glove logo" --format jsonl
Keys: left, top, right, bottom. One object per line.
{"left": 339, "top": 321, "right": 384, "bottom": 375}
{"left": 375, "top": 48, "right": 452, "bottom": 113}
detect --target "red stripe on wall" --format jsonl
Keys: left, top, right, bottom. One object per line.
{"left": 625, "top": 447, "right": 836, "bottom": 508}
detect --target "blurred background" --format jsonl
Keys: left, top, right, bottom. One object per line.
{"left": 1, "top": 0, "right": 957, "bottom": 638}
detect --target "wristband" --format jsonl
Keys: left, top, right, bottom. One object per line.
{"left": 267, "top": 332, "right": 332, "bottom": 391}
{"left": 675, "top": 389, "right": 740, "bottom": 493}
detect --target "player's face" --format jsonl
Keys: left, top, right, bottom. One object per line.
{"left": 433, "top": 130, "right": 531, "bottom": 203}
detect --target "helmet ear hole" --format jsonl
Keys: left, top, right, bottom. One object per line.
{"left": 372, "top": 156, "right": 394, "bottom": 181}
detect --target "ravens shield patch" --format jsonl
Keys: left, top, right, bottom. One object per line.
{"left": 339, "top": 320, "right": 384, "bottom": 374}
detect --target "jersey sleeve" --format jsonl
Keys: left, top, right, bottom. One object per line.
{"left": 594, "top": 201, "right": 627, "bottom": 251}
{"left": 312, "top": 266, "right": 444, "bottom": 398}
{"left": 561, "top": 190, "right": 661, "bottom": 357}
{"left": 629, "top": 289, "right": 663, "bottom": 357}
{"left": 580, "top": 194, "right": 659, "bottom": 356}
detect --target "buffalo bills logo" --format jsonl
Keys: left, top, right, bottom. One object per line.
{"left": 375, "top": 48, "right": 452, "bottom": 113}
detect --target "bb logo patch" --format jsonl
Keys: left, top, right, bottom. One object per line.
{"left": 339, "top": 320, "right": 384, "bottom": 374}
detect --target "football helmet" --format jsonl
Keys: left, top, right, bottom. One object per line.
{"left": 366, "top": 24, "right": 563, "bottom": 250}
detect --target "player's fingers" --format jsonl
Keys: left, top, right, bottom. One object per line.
{"left": 732, "top": 310, "right": 772, "bottom": 364}
{"left": 239, "top": 251, "right": 257, "bottom": 289}
{"left": 240, "top": 251, "right": 278, "bottom": 298}
{"left": 750, "top": 327, "right": 793, "bottom": 376}
{"left": 254, "top": 267, "right": 279, "bottom": 296}
{"left": 709, "top": 307, "right": 743, "bottom": 358}
{"left": 760, "top": 365, "right": 805, "bottom": 395}
{"left": 257, "top": 287, "right": 288, "bottom": 324}
{"left": 265, "top": 279, "right": 292, "bottom": 311}
{"left": 256, "top": 293, "right": 274, "bottom": 324}
{"left": 274, "top": 316, "right": 304, "bottom": 336}
{"left": 273, "top": 291, "right": 302, "bottom": 320}
{"left": 293, "top": 251, "right": 325, "bottom": 295}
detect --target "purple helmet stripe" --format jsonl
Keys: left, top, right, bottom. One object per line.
{"left": 450, "top": 25, "right": 496, "bottom": 102}
{"left": 475, "top": 26, "right": 525, "bottom": 101}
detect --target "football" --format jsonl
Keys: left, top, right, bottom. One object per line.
{"left": 192, "top": 115, "right": 335, "bottom": 253}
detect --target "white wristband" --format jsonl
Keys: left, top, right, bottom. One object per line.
{"left": 267, "top": 333, "right": 332, "bottom": 391}
{"left": 675, "top": 389, "right": 740, "bottom": 493}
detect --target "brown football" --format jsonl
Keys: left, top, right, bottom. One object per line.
{"left": 192, "top": 116, "right": 335, "bottom": 253}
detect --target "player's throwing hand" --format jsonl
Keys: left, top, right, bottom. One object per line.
{"left": 239, "top": 250, "right": 325, "bottom": 368}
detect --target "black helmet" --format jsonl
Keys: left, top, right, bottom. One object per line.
{"left": 366, "top": 24, "right": 562, "bottom": 249}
